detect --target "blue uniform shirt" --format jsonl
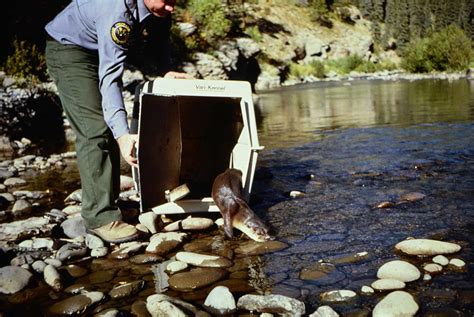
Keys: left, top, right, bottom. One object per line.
{"left": 46, "top": 0, "right": 170, "bottom": 139}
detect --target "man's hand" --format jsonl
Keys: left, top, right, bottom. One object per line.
{"left": 164, "top": 71, "right": 192, "bottom": 79}
{"left": 117, "top": 133, "right": 138, "bottom": 167}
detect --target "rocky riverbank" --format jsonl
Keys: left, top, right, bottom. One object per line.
{"left": 0, "top": 143, "right": 469, "bottom": 316}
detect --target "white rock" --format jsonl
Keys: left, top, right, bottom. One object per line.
{"left": 395, "top": 239, "right": 461, "bottom": 255}
{"left": 175, "top": 251, "right": 232, "bottom": 268}
{"left": 146, "top": 232, "right": 187, "bottom": 253}
{"left": 449, "top": 258, "right": 466, "bottom": 268}
{"left": 309, "top": 305, "right": 339, "bottom": 317}
{"left": 146, "top": 294, "right": 198, "bottom": 317}
{"left": 91, "top": 247, "right": 109, "bottom": 258}
{"left": 44, "top": 258, "right": 62, "bottom": 267}
{"left": 371, "top": 279, "right": 406, "bottom": 291}
{"left": 215, "top": 218, "right": 224, "bottom": 227}
{"left": 373, "top": 291, "right": 419, "bottom": 317}
{"left": 423, "top": 263, "right": 443, "bottom": 273}
{"left": 237, "top": 294, "right": 305, "bottom": 316}
{"left": 289, "top": 190, "right": 304, "bottom": 198}
{"left": 85, "top": 234, "right": 105, "bottom": 249}
{"left": 204, "top": 286, "right": 236, "bottom": 315}
{"left": 361, "top": 286, "right": 374, "bottom": 294}
{"left": 62, "top": 205, "right": 82, "bottom": 216}
{"left": 423, "top": 274, "right": 432, "bottom": 281}
{"left": 44, "top": 264, "right": 63, "bottom": 291}
{"left": 166, "top": 261, "right": 188, "bottom": 274}
{"left": 377, "top": 260, "right": 420, "bottom": 282}
{"left": 32, "top": 260, "right": 47, "bottom": 273}
{"left": 320, "top": 290, "right": 357, "bottom": 303}
{"left": 139, "top": 212, "right": 160, "bottom": 234}
{"left": 164, "top": 217, "right": 214, "bottom": 232}
{"left": 432, "top": 255, "right": 449, "bottom": 266}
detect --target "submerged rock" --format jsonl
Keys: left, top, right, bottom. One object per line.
{"left": 373, "top": 291, "right": 419, "bottom": 317}
{"left": 237, "top": 294, "right": 305, "bottom": 317}
{"left": 175, "top": 251, "right": 232, "bottom": 268}
{"left": 377, "top": 260, "right": 420, "bottom": 282}
{"left": 108, "top": 280, "right": 145, "bottom": 299}
{"left": 168, "top": 267, "right": 227, "bottom": 292}
{"left": 234, "top": 240, "right": 289, "bottom": 255}
{"left": 395, "top": 239, "right": 461, "bottom": 255}
{"left": 320, "top": 290, "right": 357, "bottom": 303}
{"left": 48, "top": 291, "right": 104, "bottom": 315}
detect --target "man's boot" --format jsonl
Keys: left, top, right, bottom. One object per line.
{"left": 88, "top": 220, "right": 139, "bottom": 243}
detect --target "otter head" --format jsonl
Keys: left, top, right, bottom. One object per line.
{"left": 238, "top": 216, "right": 274, "bottom": 242}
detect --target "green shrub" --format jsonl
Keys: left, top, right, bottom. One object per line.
{"left": 326, "top": 55, "right": 365, "bottom": 74}
{"left": 188, "top": 0, "right": 231, "bottom": 46}
{"left": 402, "top": 25, "right": 473, "bottom": 72}
{"left": 244, "top": 26, "right": 263, "bottom": 42}
{"left": 4, "top": 39, "right": 47, "bottom": 82}
{"left": 289, "top": 60, "right": 326, "bottom": 79}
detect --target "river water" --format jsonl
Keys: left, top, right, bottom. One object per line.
{"left": 251, "top": 78, "right": 474, "bottom": 315}
{"left": 2, "top": 78, "right": 473, "bottom": 315}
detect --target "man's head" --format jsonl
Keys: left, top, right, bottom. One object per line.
{"left": 144, "top": 0, "right": 175, "bottom": 17}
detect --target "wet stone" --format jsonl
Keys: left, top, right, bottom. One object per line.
{"left": 300, "top": 262, "right": 346, "bottom": 285}
{"left": 108, "top": 280, "right": 145, "bottom": 299}
{"left": 237, "top": 294, "right": 305, "bottom": 316}
{"left": 64, "top": 264, "right": 89, "bottom": 278}
{"left": 175, "top": 251, "right": 233, "bottom": 268}
{"left": 204, "top": 286, "right": 236, "bottom": 315}
{"left": 395, "top": 239, "right": 461, "bottom": 256}
{"left": 163, "top": 217, "right": 214, "bottom": 232}
{"left": 64, "top": 283, "right": 94, "bottom": 294}
{"left": 169, "top": 267, "right": 227, "bottom": 292}
{"left": 146, "top": 232, "right": 188, "bottom": 255}
{"left": 320, "top": 290, "right": 357, "bottom": 303}
{"left": 56, "top": 243, "right": 88, "bottom": 261}
{"left": 77, "top": 270, "right": 115, "bottom": 284}
{"left": 131, "top": 300, "right": 151, "bottom": 317}
{"left": 109, "top": 242, "right": 145, "bottom": 259}
{"left": 371, "top": 279, "right": 406, "bottom": 291}
{"left": 129, "top": 253, "right": 163, "bottom": 264}
{"left": 183, "top": 235, "right": 233, "bottom": 259}
{"left": 166, "top": 260, "right": 188, "bottom": 274}
{"left": 234, "top": 240, "right": 289, "bottom": 256}
{"left": 48, "top": 291, "right": 104, "bottom": 315}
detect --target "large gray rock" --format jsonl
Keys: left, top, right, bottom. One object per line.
{"left": 61, "top": 217, "right": 87, "bottom": 238}
{"left": 0, "top": 266, "right": 33, "bottom": 294}
{"left": 237, "top": 294, "right": 305, "bottom": 317}
{"left": 12, "top": 199, "right": 32, "bottom": 216}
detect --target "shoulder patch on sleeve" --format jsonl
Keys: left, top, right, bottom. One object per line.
{"left": 110, "top": 21, "right": 132, "bottom": 46}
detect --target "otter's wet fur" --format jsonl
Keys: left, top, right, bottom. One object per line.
{"left": 212, "top": 168, "right": 273, "bottom": 242}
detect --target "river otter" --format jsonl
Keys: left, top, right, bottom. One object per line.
{"left": 212, "top": 168, "right": 273, "bottom": 242}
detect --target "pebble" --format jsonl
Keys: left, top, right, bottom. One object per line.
{"left": 146, "top": 232, "right": 188, "bottom": 255}
{"left": 48, "top": 291, "right": 105, "bottom": 315}
{"left": 44, "top": 258, "right": 62, "bottom": 267}
{"left": 309, "top": 305, "right": 339, "bottom": 317}
{"left": 423, "top": 274, "right": 432, "bottom": 281}
{"left": 129, "top": 253, "right": 163, "bottom": 264}
{"left": 64, "top": 189, "right": 82, "bottom": 203}
{"left": 449, "top": 258, "right": 466, "bottom": 268}
{"left": 166, "top": 261, "right": 188, "bottom": 274}
{"left": 32, "top": 260, "right": 47, "bottom": 273}
{"left": 289, "top": 190, "right": 305, "bottom": 198}
{"left": 320, "top": 290, "right": 357, "bottom": 303}
{"left": 432, "top": 255, "right": 449, "bottom": 266}
{"left": 131, "top": 300, "right": 150, "bottom": 317}
{"left": 376, "top": 201, "right": 395, "bottom": 208}
{"left": 62, "top": 204, "right": 82, "bottom": 216}
{"left": 395, "top": 239, "right": 461, "bottom": 255}
{"left": 108, "top": 280, "right": 145, "bottom": 299}
{"left": 373, "top": 291, "right": 419, "bottom": 317}
{"left": 44, "top": 264, "right": 63, "bottom": 291}
{"left": 377, "top": 260, "right": 421, "bottom": 282}
{"left": 400, "top": 192, "right": 426, "bottom": 202}
{"left": 64, "top": 264, "right": 89, "bottom": 278}
{"left": 361, "top": 285, "right": 374, "bottom": 294}
{"left": 371, "top": 279, "right": 406, "bottom": 291}
{"left": 4, "top": 177, "right": 27, "bottom": 186}
{"left": 234, "top": 240, "right": 289, "bottom": 256}
{"left": 12, "top": 199, "right": 33, "bottom": 216}
{"left": 203, "top": 286, "right": 236, "bottom": 315}
{"left": 163, "top": 217, "right": 214, "bottom": 232}
{"left": 138, "top": 211, "right": 161, "bottom": 234}
{"left": 0, "top": 192, "right": 15, "bottom": 202}
{"left": 147, "top": 294, "right": 199, "bottom": 316}
{"left": 424, "top": 263, "right": 443, "bottom": 273}
{"left": 237, "top": 294, "right": 305, "bottom": 317}
{"left": 0, "top": 266, "right": 33, "bottom": 294}
{"left": 109, "top": 242, "right": 145, "bottom": 259}
{"left": 175, "top": 251, "right": 233, "bottom": 268}
{"left": 86, "top": 234, "right": 105, "bottom": 249}
{"left": 147, "top": 300, "right": 186, "bottom": 317}
{"left": 10, "top": 254, "right": 34, "bottom": 266}
{"left": 169, "top": 267, "right": 227, "bottom": 292}
{"left": 61, "top": 217, "right": 87, "bottom": 238}
{"left": 19, "top": 237, "right": 56, "bottom": 250}
{"left": 56, "top": 243, "right": 88, "bottom": 261}
{"left": 91, "top": 247, "right": 109, "bottom": 258}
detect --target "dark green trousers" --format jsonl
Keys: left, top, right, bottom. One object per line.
{"left": 45, "top": 39, "right": 122, "bottom": 229}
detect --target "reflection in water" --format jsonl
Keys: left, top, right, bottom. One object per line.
{"left": 256, "top": 79, "right": 474, "bottom": 149}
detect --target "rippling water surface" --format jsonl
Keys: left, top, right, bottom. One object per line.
{"left": 251, "top": 78, "right": 474, "bottom": 314}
